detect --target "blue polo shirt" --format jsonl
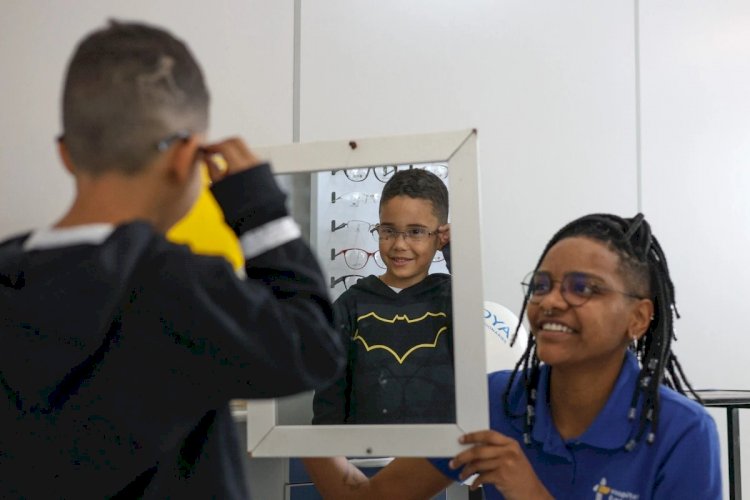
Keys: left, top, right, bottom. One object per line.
{"left": 430, "top": 352, "right": 721, "bottom": 499}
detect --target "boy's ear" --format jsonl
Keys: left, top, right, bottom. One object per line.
{"left": 166, "top": 135, "right": 201, "bottom": 184}
{"left": 57, "top": 137, "right": 76, "bottom": 175}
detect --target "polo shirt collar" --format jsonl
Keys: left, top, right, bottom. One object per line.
{"left": 529, "top": 351, "right": 640, "bottom": 452}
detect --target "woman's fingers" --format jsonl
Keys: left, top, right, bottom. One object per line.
{"left": 450, "top": 431, "right": 511, "bottom": 469}
{"left": 449, "top": 431, "right": 552, "bottom": 499}
{"left": 457, "top": 457, "right": 504, "bottom": 481}
{"left": 460, "top": 430, "right": 507, "bottom": 446}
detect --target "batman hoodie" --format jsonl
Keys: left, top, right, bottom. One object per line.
{"left": 0, "top": 165, "right": 343, "bottom": 499}
{"left": 313, "top": 274, "right": 454, "bottom": 424}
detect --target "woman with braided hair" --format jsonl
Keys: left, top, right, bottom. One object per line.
{"left": 304, "top": 213, "right": 721, "bottom": 499}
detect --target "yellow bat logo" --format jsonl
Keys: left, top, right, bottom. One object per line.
{"left": 352, "top": 311, "right": 448, "bottom": 364}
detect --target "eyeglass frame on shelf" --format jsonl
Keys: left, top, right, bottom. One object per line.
{"left": 331, "top": 191, "right": 382, "bottom": 206}
{"left": 409, "top": 163, "right": 449, "bottom": 179}
{"left": 331, "top": 166, "right": 398, "bottom": 183}
{"left": 330, "top": 163, "right": 449, "bottom": 183}
{"left": 330, "top": 274, "right": 367, "bottom": 290}
{"left": 331, "top": 220, "right": 379, "bottom": 242}
{"left": 331, "top": 247, "right": 386, "bottom": 270}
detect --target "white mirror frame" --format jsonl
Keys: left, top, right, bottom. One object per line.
{"left": 246, "top": 129, "right": 488, "bottom": 457}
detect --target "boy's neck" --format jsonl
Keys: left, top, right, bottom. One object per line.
{"left": 56, "top": 172, "right": 169, "bottom": 232}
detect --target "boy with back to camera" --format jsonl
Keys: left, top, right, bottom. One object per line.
{"left": 0, "top": 20, "right": 344, "bottom": 498}
{"left": 312, "top": 168, "right": 454, "bottom": 424}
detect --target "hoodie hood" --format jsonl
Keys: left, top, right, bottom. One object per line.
{"left": 347, "top": 273, "right": 451, "bottom": 300}
{"left": 0, "top": 222, "right": 154, "bottom": 413}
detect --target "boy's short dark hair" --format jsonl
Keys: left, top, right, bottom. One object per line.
{"left": 62, "top": 20, "right": 210, "bottom": 175}
{"left": 379, "top": 168, "right": 449, "bottom": 223}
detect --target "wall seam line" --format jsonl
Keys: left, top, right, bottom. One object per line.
{"left": 634, "top": 0, "right": 643, "bottom": 213}
{"left": 292, "top": 0, "right": 301, "bottom": 143}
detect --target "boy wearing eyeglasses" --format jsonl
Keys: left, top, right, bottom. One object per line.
{"left": 0, "top": 21, "right": 344, "bottom": 498}
{"left": 312, "top": 168, "right": 453, "bottom": 424}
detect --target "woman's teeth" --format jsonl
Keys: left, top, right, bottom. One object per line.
{"left": 541, "top": 323, "right": 574, "bottom": 333}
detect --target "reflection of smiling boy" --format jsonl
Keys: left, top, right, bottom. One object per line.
{"left": 313, "top": 169, "right": 453, "bottom": 424}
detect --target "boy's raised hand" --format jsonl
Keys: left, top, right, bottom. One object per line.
{"left": 437, "top": 223, "right": 451, "bottom": 246}
{"left": 449, "top": 430, "right": 552, "bottom": 500}
{"left": 201, "top": 137, "right": 264, "bottom": 183}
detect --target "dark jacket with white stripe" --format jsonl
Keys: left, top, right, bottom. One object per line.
{"left": 0, "top": 164, "right": 344, "bottom": 499}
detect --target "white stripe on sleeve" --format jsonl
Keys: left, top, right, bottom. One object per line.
{"left": 239, "top": 216, "right": 301, "bottom": 260}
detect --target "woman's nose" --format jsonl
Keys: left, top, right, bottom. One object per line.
{"left": 537, "top": 281, "right": 568, "bottom": 311}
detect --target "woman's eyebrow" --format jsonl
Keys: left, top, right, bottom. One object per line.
{"left": 537, "top": 269, "right": 605, "bottom": 281}
{"left": 567, "top": 271, "right": 608, "bottom": 283}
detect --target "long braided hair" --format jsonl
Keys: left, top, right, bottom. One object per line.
{"left": 504, "top": 213, "right": 700, "bottom": 450}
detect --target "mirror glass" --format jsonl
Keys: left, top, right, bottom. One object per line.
{"left": 276, "top": 163, "right": 453, "bottom": 426}
{"left": 246, "top": 130, "right": 488, "bottom": 457}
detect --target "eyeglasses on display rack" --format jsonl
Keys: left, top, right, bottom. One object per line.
{"left": 331, "top": 191, "right": 381, "bottom": 207}
{"left": 331, "top": 220, "right": 379, "bottom": 241}
{"left": 330, "top": 163, "right": 448, "bottom": 183}
{"left": 330, "top": 274, "right": 366, "bottom": 290}
{"left": 331, "top": 166, "right": 398, "bottom": 183}
{"left": 381, "top": 163, "right": 447, "bottom": 180}
{"left": 375, "top": 163, "right": 448, "bottom": 180}
{"left": 413, "top": 163, "right": 448, "bottom": 179}
{"left": 331, "top": 247, "right": 386, "bottom": 270}
{"left": 521, "top": 270, "right": 644, "bottom": 307}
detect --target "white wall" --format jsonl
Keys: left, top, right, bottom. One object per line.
{"left": 2, "top": 0, "right": 748, "bottom": 497}
{"left": 299, "top": 0, "right": 639, "bottom": 312}
{"left": 640, "top": 0, "right": 750, "bottom": 389}
{"left": 639, "top": 0, "right": 750, "bottom": 493}
{"left": 0, "top": 0, "right": 295, "bottom": 238}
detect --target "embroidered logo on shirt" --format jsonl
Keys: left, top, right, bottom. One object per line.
{"left": 593, "top": 478, "right": 640, "bottom": 499}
